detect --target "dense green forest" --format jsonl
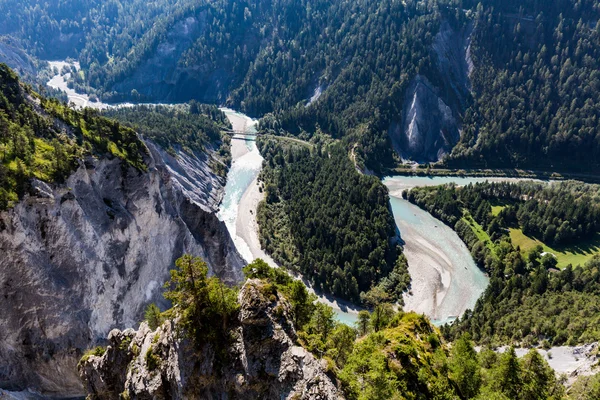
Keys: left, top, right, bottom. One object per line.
{"left": 406, "top": 181, "right": 600, "bottom": 345}
{"left": 230, "top": 0, "right": 449, "bottom": 173}
{"left": 256, "top": 136, "right": 409, "bottom": 303}
{"left": 0, "top": 63, "right": 146, "bottom": 210}
{"left": 0, "top": 0, "right": 197, "bottom": 60}
{"left": 445, "top": 252, "right": 600, "bottom": 346}
{"left": 0, "top": 0, "right": 454, "bottom": 172}
{"left": 447, "top": 0, "right": 600, "bottom": 172}
{"left": 4, "top": 0, "right": 600, "bottom": 172}
{"left": 103, "top": 102, "right": 232, "bottom": 175}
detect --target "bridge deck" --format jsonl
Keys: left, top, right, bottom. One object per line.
{"left": 224, "top": 129, "right": 258, "bottom": 136}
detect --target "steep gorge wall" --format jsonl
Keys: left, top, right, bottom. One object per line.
{"left": 389, "top": 21, "right": 473, "bottom": 162}
{"left": 0, "top": 141, "right": 244, "bottom": 396}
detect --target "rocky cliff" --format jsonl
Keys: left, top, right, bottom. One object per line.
{"left": 79, "top": 279, "right": 341, "bottom": 400}
{"left": 0, "top": 39, "right": 37, "bottom": 81}
{"left": 389, "top": 21, "right": 473, "bottom": 162}
{"left": 0, "top": 141, "right": 244, "bottom": 397}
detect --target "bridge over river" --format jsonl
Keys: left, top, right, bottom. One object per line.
{"left": 224, "top": 129, "right": 259, "bottom": 141}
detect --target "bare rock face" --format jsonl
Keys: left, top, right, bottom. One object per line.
{"left": 0, "top": 40, "right": 37, "bottom": 80}
{"left": 0, "top": 141, "right": 244, "bottom": 397}
{"left": 389, "top": 21, "right": 473, "bottom": 162}
{"left": 389, "top": 75, "right": 460, "bottom": 162}
{"left": 79, "top": 280, "right": 342, "bottom": 400}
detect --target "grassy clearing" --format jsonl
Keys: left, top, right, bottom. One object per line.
{"left": 462, "top": 211, "right": 495, "bottom": 251}
{"left": 509, "top": 228, "right": 600, "bottom": 268}
{"left": 490, "top": 199, "right": 514, "bottom": 216}
{"left": 491, "top": 205, "right": 505, "bottom": 216}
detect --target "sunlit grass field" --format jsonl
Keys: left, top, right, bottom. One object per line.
{"left": 509, "top": 228, "right": 600, "bottom": 268}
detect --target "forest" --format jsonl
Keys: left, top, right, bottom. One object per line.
{"left": 406, "top": 181, "right": 600, "bottom": 345}
{"left": 0, "top": 0, "right": 451, "bottom": 173}
{"left": 447, "top": 0, "right": 600, "bottom": 172}
{"left": 256, "top": 136, "right": 409, "bottom": 303}
{"left": 5, "top": 0, "right": 600, "bottom": 173}
{"left": 1, "top": 0, "right": 600, "bottom": 176}
{"left": 407, "top": 181, "right": 600, "bottom": 247}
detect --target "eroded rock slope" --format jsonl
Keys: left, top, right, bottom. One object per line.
{"left": 0, "top": 142, "right": 244, "bottom": 396}
{"left": 389, "top": 21, "right": 473, "bottom": 162}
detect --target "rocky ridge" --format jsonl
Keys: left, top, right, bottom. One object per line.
{"left": 79, "top": 279, "right": 341, "bottom": 400}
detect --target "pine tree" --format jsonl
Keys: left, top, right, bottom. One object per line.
{"left": 520, "top": 349, "right": 562, "bottom": 400}
{"left": 164, "top": 255, "right": 238, "bottom": 345}
{"left": 497, "top": 347, "right": 522, "bottom": 399}
{"left": 144, "top": 303, "right": 163, "bottom": 330}
{"left": 449, "top": 333, "right": 481, "bottom": 398}
{"left": 357, "top": 310, "right": 371, "bottom": 337}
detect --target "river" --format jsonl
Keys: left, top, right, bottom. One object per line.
{"left": 382, "top": 176, "right": 544, "bottom": 324}
{"left": 43, "top": 64, "right": 518, "bottom": 327}
{"left": 215, "top": 112, "right": 539, "bottom": 326}
{"left": 217, "top": 109, "right": 361, "bottom": 326}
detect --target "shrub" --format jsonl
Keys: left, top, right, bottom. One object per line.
{"left": 145, "top": 347, "right": 160, "bottom": 371}
{"left": 144, "top": 303, "right": 163, "bottom": 330}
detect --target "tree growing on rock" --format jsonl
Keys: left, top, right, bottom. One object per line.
{"left": 144, "top": 303, "right": 163, "bottom": 330}
{"left": 164, "top": 255, "right": 239, "bottom": 345}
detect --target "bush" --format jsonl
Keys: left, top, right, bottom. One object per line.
{"left": 145, "top": 347, "right": 160, "bottom": 371}
{"left": 144, "top": 303, "right": 163, "bottom": 330}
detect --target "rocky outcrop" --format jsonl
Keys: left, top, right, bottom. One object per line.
{"left": 79, "top": 280, "right": 342, "bottom": 400}
{"left": 0, "top": 142, "right": 244, "bottom": 397}
{"left": 0, "top": 39, "right": 37, "bottom": 80}
{"left": 389, "top": 21, "right": 473, "bottom": 162}
{"left": 389, "top": 75, "right": 460, "bottom": 161}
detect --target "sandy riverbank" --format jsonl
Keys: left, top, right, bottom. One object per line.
{"left": 384, "top": 175, "right": 549, "bottom": 199}
{"left": 231, "top": 137, "right": 250, "bottom": 159}
{"left": 384, "top": 175, "right": 555, "bottom": 323}
{"left": 47, "top": 61, "right": 109, "bottom": 110}
{"left": 386, "top": 185, "right": 489, "bottom": 324}
{"left": 236, "top": 175, "right": 278, "bottom": 268}
{"left": 221, "top": 107, "right": 256, "bottom": 132}
{"left": 400, "top": 222, "right": 453, "bottom": 320}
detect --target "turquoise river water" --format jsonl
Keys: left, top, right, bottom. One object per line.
{"left": 213, "top": 112, "right": 546, "bottom": 327}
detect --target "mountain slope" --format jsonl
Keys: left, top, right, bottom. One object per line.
{"left": 0, "top": 65, "right": 244, "bottom": 396}
{"left": 4, "top": 0, "right": 600, "bottom": 173}
{"left": 447, "top": 0, "right": 600, "bottom": 172}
